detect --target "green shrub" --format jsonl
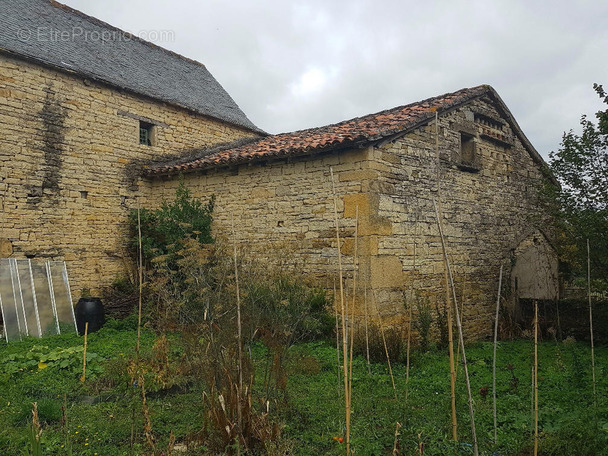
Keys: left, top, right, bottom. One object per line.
{"left": 129, "top": 181, "right": 214, "bottom": 264}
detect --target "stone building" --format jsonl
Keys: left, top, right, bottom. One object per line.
{"left": 144, "top": 86, "right": 559, "bottom": 334}
{"left": 1, "top": 1, "right": 558, "bottom": 336}
{"left": 0, "top": 0, "right": 262, "bottom": 294}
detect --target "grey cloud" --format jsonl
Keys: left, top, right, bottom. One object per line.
{"left": 65, "top": 0, "right": 608, "bottom": 159}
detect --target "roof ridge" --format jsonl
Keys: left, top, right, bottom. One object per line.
{"left": 272, "top": 85, "right": 490, "bottom": 136}
{"left": 49, "top": 0, "right": 210, "bottom": 71}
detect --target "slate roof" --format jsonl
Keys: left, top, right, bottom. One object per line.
{"left": 146, "top": 84, "right": 545, "bottom": 177}
{"left": 0, "top": 0, "right": 261, "bottom": 133}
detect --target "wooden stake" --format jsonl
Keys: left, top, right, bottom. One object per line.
{"left": 587, "top": 239, "right": 597, "bottom": 414}
{"left": 231, "top": 214, "right": 244, "bottom": 440}
{"left": 373, "top": 291, "right": 397, "bottom": 400}
{"left": 433, "top": 199, "right": 478, "bottom": 456}
{"left": 80, "top": 321, "right": 88, "bottom": 383}
{"left": 330, "top": 167, "right": 350, "bottom": 456}
{"left": 493, "top": 265, "right": 503, "bottom": 445}
{"left": 534, "top": 301, "right": 538, "bottom": 456}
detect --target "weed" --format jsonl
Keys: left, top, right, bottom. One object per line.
{"left": 352, "top": 322, "right": 404, "bottom": 363}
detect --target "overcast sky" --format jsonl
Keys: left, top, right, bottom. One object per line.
{"left": 63, "top": 0, "right": 608, "bottom": 160}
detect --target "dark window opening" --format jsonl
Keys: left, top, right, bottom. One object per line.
{"left": 461, "top": 132, "right": 476, "bottom": 163}
{"left": 139, "top": 121, "right": 154, "bottom": 146}
{"left": 456, "top": 132, "right": 480, "bottom": 173}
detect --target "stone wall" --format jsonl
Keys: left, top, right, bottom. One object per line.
{"left": 145, "top": 147, "right": 372, "bottom": 286}
{"left": 0, "top": 53, "right": 259, "bottom": 297}
{"left": 360, "top": 98, "right": 552, "bottom": 336}
{"left": 145, "top": 97, "right": 555, "bottom": 339}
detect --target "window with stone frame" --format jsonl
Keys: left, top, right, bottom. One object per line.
{"left": 139, "top": 121, "right": 154, "bottom": 146}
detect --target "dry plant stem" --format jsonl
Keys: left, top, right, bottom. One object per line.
{"left": 447, "top": 297, "right": 457, "bottom": 441}
{"left": 406, "top": 222, "right": 416, "bottom": 413}
{"left": 455, "top": 271, "right": 466, "bottom": 382}
{"left": 136, "top": 206, "right": 143, "bottom": 358}
{"left": 433, "top": 198, "right": 478, "bottom": 456}
{"left": 140, "top": 374, "right": 156, "bottom": 452}
{"left": 374, "top": 291, "right": 397, "bottom": 400}
{"left": 348, "top": 300, "right": 355, "bottom": 412}
{"left": 405, "top": 302, "right": 411, "bottom": 405}
{"left": 348, "top": 206, "right": 359, "bottom": 408}
{"left": 392, "top": 422, "right": 402, "bottom": 456}
{"left": 330, "top": 167, "right": 350, "bottom": 455}
{"left": 587, "top": 239, "right": 597, "bottom": 415}
{"left": 80, "top": 321, "right": 88, "bottom": 383}
{"left": 440, "top": 222, "right": 457, "bottom": 441}
{"left": 493, "top": 265, "right": 503, "bottom": 445}
{"left": 231, "top": 213, "right": 244, "bottom": 442}
{"left": 334, "top": 280, "right": 342, "bottom": 389}
{"left": 364, "top": 285, "right": 371, "bottom": 375}
{"left": 534, "top": 301, "right": 538, "bottom": 456}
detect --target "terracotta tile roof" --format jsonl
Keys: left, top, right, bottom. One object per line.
{"left": 145, "top": 85, "right": 493, "bottom": 177}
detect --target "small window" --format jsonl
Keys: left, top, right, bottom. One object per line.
{"left": 460, "top": 132, "right": 476, "bottom": 164}
{"left": 139, "top": 121, "right": 154, "bottom": 146}
{"left": 456, "top": 132, "right": 480, "bottom": 173}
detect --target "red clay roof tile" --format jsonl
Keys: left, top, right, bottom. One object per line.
{"left": 146, "top": 85, "right": 492, "bottom": 177}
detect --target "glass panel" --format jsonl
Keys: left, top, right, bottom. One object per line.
{"left": 0, "top": 259, "right": 21, "bottom": 341}
{"left": 31, "top": 262, "right": 58, "bottom": 336}
{"left": 16, "top": 260, "right": 41, "bottom": 338}
{"left": 49, "top": 261, "right": 76, "bottom": 334}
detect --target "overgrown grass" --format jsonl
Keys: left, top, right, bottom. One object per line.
{"left": 0, "top": 324, "right": 606, "bottom": 455}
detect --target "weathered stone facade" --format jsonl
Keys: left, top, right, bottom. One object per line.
{"left": 145, "top": 95, "right": 556, "bottom": 338}
{"left": 1, "top": 2, "right": 558, "bottom": 339}
{"left": 0, "top": 53, "right": 260, "bottom": 294}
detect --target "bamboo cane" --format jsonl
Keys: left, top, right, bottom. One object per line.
{"left": 348, "top": 207, "right": 359, "bottom": 410}
{"left": 587, "top": 239, "right": 597, "bottom": 415}
{"left": 405, "top": 300, "right": 412, "bottom": 405}
{"left": 440, "top": 229, "right": 457, "bottom": 441}
{"left": 330, "top": 167, "right": 350, "bottom": 456}
{"left": 534, "top": 301, "right": 538, "bottom": 456}
{"left": 455, "top": 271, "right": 466, "bottom": 382}
{"left": 231, "top": 214, "right": 244, "bottom": 443}
{"left": 136, "top": 206, "right": 143, "bottom": 357}
{"left": 530, "top": 363, "right": 534, "bottom": 434}
{"left": 447, "top": 295, "right": 457, "bottom": 441}
{"left": 373, "top": 291, "right": 397, "bottom": 400}
{"left": 493, "top": 265, "right": 503, "bottom": 445}
{"left": 334, "top": 280, "right": 342, "bottom": 389}
{"left": 433, "top": 199, "right": 478, "bottom": 456}
{"left": 80, "top": 321, "right": 88, "bottom": 383}
{"left": 405, "top": 220, "right": 416, "bottom": 413}
{"left": 364, "top": 285, "right": 371, "bottom": 375}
